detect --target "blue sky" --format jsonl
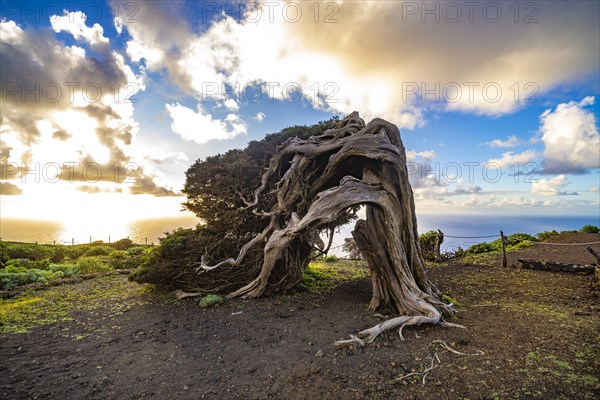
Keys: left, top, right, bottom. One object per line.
{"left": 1, "top": 0, "right": 599, "bottom": 223}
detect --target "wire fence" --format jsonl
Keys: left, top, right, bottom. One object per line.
{"left": 439, "top": 233, "right": 599, "bottom": 246}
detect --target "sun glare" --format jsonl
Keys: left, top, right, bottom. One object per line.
{"left": 0, "top": 190, "right": 192, "bottom": 244}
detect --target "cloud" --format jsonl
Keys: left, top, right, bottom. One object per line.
{"left": 117, "top": 1, "right": 599, "bottom": 121}
{"left": 145, "top": 151, "right": 189, "bottom": 165}
{"left": 223, "top": 98, "right": 240, "bottom": 111}
{"left": 531, "top": 175, "right": 578, "bottom": 196}
{"left": 166, "top": 103, "right": 247, "bottom": 144}
{"left": 540, "top": 97, "right": 600, "bottom": 174}
{"left": 405, "top": 150, "right": 482, "bottom": 199}
{"left": 0, "top": 16, "right": 172, "bottom": 196}
{"left": 51, "top": 11, "right": 109, "bottom": 47}
{"left": 0, "top": 182, "right": 22, "bottom": 195}
{"left": 587, "top": 186, "right": 599, "bottom": 193}
{"left": 254, "top": 111, "right": 266, "bottom": 121}
{"left": 484, "top": 135, "right": 523, "bottom": 148}
{"left": 114, "top": 16, "right": 124, "bottom": 35}
{"left": 486, "top": 149, "right": 539, "bottom": 169}
{"left": 407, "top": 150, "right": 436, "bottom": 162}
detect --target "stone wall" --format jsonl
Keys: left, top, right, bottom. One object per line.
{"left": 517, "top": 259, "right": 596, "bottom": 274}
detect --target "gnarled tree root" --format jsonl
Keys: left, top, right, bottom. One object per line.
{"left": 335, "top": 311, "right": 464, "bottom": 347}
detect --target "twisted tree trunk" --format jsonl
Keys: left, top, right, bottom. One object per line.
{"left": 197, "top": 112, "right": 457, "bottom": 341}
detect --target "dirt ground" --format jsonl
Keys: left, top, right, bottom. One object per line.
{"left": 1, "top": 233, "right": 599, "bottom": 399}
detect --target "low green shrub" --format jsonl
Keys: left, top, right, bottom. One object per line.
{"left": 4, "top": 243, "right": 53, "bottom": 261}
{"left": 536, "top": 230, "right": 560, "bottom": 241}
{"left": 48, "top": 264, "right": 80, "bottom": 277}
{"left": 83, "top": 246, "right": 113, "bottom": 257}
{"left": 6, "top": 258, "right": 50, "bottom": 270}
{"left": 198, "top": 294, "right": 225, "bottom": 308}
{"left": 0, "top": 265, "right": 72, "bottom": 289}
{"left": 113, "top": 238, "right": 134, "bottom": 250}
{"left": 324, "top": 255, "right": 338, "bottom": 263}
{"left": 580, "top": 225, "right": 600, "bottom": 233}
{"left": 76, "top": 256, "right": 110, "bottom": 273}
{"left": 127, "top": 246, "right": 145, "bottom": 256}
{"left": 67, "top": 245, "right": 91, "bottom": 260}
{"left": 466, "top": 242, "right": 495, "bottom": 254}
{"left": 419, "top": 230, "right": 439, "bottom": 261}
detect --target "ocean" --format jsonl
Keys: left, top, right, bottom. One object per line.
{"left": 0, "top": 214, "right": 598, "bottom": 253}
{"left": 416, "top": 214, "right": 600, "bottom": 252}
{"left": 0, "top": 216, "right": 202, "bottom": 245}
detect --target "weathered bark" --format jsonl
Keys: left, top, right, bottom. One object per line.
{"left": 196, "top": 112, "right": 456, "bottom": 341}
{"left": 434, "top": 230, "right": 444, "bottom": 262}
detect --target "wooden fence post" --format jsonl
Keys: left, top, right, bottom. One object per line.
{"left": 434, "top": 229, "right": 444, "bottom": 262}
{"left": 500, "top": 231, "right": 507, "bottom": 268}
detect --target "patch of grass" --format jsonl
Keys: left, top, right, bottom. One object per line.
{"left": 441, "top": 294, "right": 460, "bottom": 308}
{"left": 0, "top": 275, "right": 150, "bottom": 333}
{"left": 0, "top": 297, "right": 45, "bottom": 327}
{"left": 553, "top": 358, "right": 573, "bottom": 370}
{"left": 503, "top": 301, "right": 568, "bottom": 320}
{"left": 461, "top": 251, "right": 501, "bottom": 266}
{"left": 76, "top": 256, "right": 110, "bottom": 273}
{"left": 580, "top": 375, "right": 599, "bottom": 385}
{"left": 300, "top": 260, "right": 370, "bottom": 294}
{"left": 525, "top": 351, "right": 597, "bottom": 389}
{"left": 527, "top": 351, "right": 542, "bottom": 362}
{"left": 198, "top": 294, "right": 225, "bottom": 308}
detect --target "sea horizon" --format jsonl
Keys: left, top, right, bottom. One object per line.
{"left": 1, "top": 214, "right": 597, "bottom": 252}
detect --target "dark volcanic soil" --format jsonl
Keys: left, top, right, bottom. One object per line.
{"left": 1, "top": 234, "right": 599, "bottom": 400}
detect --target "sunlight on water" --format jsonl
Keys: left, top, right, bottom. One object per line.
{"left": 1, "top": 216, "right": 202, "bottom": 245}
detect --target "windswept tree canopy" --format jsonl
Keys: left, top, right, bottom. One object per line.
{"left": 132, "top": 112, "right": 457, "bottom": 342}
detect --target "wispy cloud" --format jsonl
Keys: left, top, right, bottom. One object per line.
{"left": 483, "top": 135, "right": 524, "bottom": 148}
{"left": 531, "top": 175, "right": 578, "bottom": 196}
{"left": 486, "top": 150, "right": 539, "bottom": 169}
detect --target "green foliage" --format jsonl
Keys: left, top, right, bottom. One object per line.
{"left": 300, "top": 260, "right": 370, "bottom": 293}
{"left": 505, "top": 233, "right": 539, "bottom": 245}
{"left": 0, "top": 240, "right": 150, "bottom": 289}
{"left": 49, "top": 246, "right": 66, "bottom": 263}
{"left": 536, "top": 230, "right": 560, "bottom": 241}
{"left": 441, "top": 294, "right": 460, "bottom": 308}
{"left": 324, "top": 255, "right": 338, "bottom": 263}
{"left": 0, "top": 265, "right": 72, "bottom": 289}
{"left": 419, "top": 230, "right": 439, "bottom": 261}
{"left": 83, "top": 246, "right": 113, "bottom": 257}
{"left": 580, "top": 224, "right": 599, "bottom": 233}
{"left": 67, "top": 245, "right": 91, "bottom": 260}
{"left": 48, "top": 264, "right": 80, "bottom": 277}
{"left": 114, "top": 238, "right": 134, "bottom": 250}
{"left": 466, "top": 233, "right": 538, "bottom": 255}
{"left": 107, "top": 249, "right": 149, "bottom": 269}
{"left": 6, "top": 258, "right": 49, "bottom": 270}
{"left": 157, "top": 228, "right": 194, "bottom": 258}
{"left": 3, "top": 242, "right": 53, "bottom": 261}
{"left": 127, "top": 246, "right": 145, "bottom": 256}
{"left": 1, "top": 274, "right": 151, "bottom": 333}
{"left": 466, "top": 241, "right": 495, "bottom": 254}
{"left": 130, "top": 119, "right": 339, "bottom": 288}
{"left": 76, "top": 256, "right": 109, "bottom": 274}
{"left": 198, "top": 294, "right": 225, "bottom": 308}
